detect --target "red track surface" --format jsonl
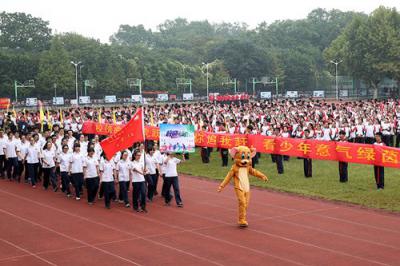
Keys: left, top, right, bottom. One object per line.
{"left": 0, "top": 175, "right": 399, "bottom": 266}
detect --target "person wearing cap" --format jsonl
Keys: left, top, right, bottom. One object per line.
{"left": 373, "top": 132, "right": 385, "bottom": 190}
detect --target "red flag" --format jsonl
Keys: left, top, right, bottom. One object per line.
{"left": 100, "top": 108, "right": 144, "bottom": 160}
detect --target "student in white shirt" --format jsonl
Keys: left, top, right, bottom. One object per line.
{"left": 152, "top": 143, "right": 163, "bottom": 195}
{"left": 57, "top": 144, "right": 72, "bottom": 197}
{"left": 163, "top": 152, "right": 185, "bottom": 207}
{"left": 4, "top": 132, "right": 20, "bottom": 181}
{"left": 131, "top": 149, "right": 147, "bottom": 212}
{"left": 99, "top": 154, "right": 116, "bottom": 209}
{"left": 78, "top": 135, "right": 88, "bottom": 157}
{"left": 83, "top": 148, "right": 100, "bottom": 205}
{"left": 0, "top": 129, "right": 6, "bottom": 178}
{"left": 41, "top": 142, "right": 57, "bottom": 191}
{"left": 69, "top": 144, "right": 85, "bottom": 200}
{"left": 145, "top": 148, "right": 160, "bottom": 201}
{"left": 116, "top": 151, "right": 131, "bottom": 207}
{"left": 25, "top": 137, "right": 40, "bottom": 188}
{"left": 17, "top": 134, "right": 29, "bottom": 183}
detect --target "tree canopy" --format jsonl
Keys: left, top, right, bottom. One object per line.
{"left": 0, "top": 7, "right": 398, "bottom": 100}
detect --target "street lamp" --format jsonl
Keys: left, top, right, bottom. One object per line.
{"left": 71, "top": 61, "right": 82, "bottom": 105}
{"left": 330, "top": 59, "right": 342, "bottom": 100}
{"left": 79, "top": 64, "right": 85, "bottom": 96}
{"left": 202, "top": 62, "right": 210, "bottom": 102}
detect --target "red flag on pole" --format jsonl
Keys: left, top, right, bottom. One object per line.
{"left": 100, "top": 108, "right": 144, "bottom": 160}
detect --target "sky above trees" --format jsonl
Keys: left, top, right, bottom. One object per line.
{"left": 2, "top": 0, "right": 399, "bottom": 43}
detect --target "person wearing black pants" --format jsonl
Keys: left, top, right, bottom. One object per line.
{"left": 69, "top": 145, "right": 85, "bottom": 200}
{"left": 99, "top": 154, "right": 116, "bottom": 209}
{"left": 272, "top": 128, "right": 284, "bottom": 174}
{"left": 4, "top": 132, "right": 20, "bottom": 181}
{"left": 396, "top": 129, "right": 400, "bottom": 148}
{"left": 58, "top": 145, "right": 72, "bottom": 196}
{"left": 220, "top": 148, "right": 229, "bottom": 167}
{"left": 339, "top": 162, "right": 348, "bottom": 182}
{"left": 145, "top": 148, "right": 160, "bottom": 201}
{"left": 131, "top": 149, "right": 147, "bottom": 212}
{"left": 163, "top": 153, "right": 184, "bottom": 207}
{"left": 373, "top": 133, "right": 385, "bottom": 190}
{"left": 303, "top": 158, "right": 312, "bottom": 178}
{"left": 83, "top": 148, "right": 100, "bottom": 205}
{"left": 116, "top": 151, "right": 131, "bottom": 208}
{"left": 0, "top": 154, "right": 5, "bottom": 178}
{"left": 0, "top": 129, "right": 5, "bottom": 178}
{"left": 25, "top": 138, "right": 40, "bottom": 188}
{"left": 201, "top": 147, "right": 210, "bottom": 163}
{"left": 41, "top": 142, "right": 57, "bottom": 191}
{"left": 338, "top": 131, "right": 349, "bottom": 183}
{"left": 302, "top": 129, "right": 312, "bottom": 178}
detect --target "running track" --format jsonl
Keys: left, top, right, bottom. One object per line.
{"left": 0, "top": 175, "right": 399, "bottom": 266}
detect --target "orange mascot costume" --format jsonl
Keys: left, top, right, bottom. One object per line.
{"left": 217, "top": 146, "right": 268, "bottom": 227}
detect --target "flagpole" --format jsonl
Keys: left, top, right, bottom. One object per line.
{"left": 142, "top": 107, "right": 147, "bottom": 175}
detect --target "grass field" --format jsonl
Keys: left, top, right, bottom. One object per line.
{"left": 178, "top": 149, "right": 400, "bottom": 212}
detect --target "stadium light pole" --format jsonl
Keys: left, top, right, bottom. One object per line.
{"left": 71, "top": 61, "right": 81, "bottom": 105}
{"left": 330, "top": 59, "right": 342, "bottom": 100}
{"left": 202, "top": 62, "right": 209, "bottom": 102}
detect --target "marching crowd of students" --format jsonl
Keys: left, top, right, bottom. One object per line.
{"left": 1, "top": 98, "right": 398, "bottom": 196}
{"left": 0, "top": 125, "right": 185, "bottom": 210}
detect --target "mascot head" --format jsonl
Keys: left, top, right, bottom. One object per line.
{"left": 229, "top": 146, "right": 257, "bottom": 167}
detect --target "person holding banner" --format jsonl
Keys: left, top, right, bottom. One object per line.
{"left": 163, "top": 152, "right": 185, "bottom": 207}
{"left": 131, "top": 149, "right": 147, "bottom": 212}
{"left": 116, "top": 151, "right": 131, "bottom": 208}
{"left": 373, "top": 132, "right": 385, "bottom": 190}
{"left": 338, "top": 130, "right": 349, "bottom": 183}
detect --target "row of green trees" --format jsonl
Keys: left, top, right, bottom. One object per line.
{"left": 0, "top": 7, "right": 399, "bottom": 100}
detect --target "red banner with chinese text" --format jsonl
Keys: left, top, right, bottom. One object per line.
{"left": 0, "top": 98, "right": 10, "bottom": 109}
{"left": 82, "top": 121, "right": 400, "bottom": 168}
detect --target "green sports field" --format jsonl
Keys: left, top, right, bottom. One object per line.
{"left": 179, "top": 150, "right": 400, "bottom": 212}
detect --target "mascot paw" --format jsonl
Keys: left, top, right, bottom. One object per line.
{"left": 217, "top": 186, "right": 223, "bottom": 193}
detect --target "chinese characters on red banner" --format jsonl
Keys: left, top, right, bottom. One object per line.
{"left": 82, "top": 121, "right": 400, "bottom": 168}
